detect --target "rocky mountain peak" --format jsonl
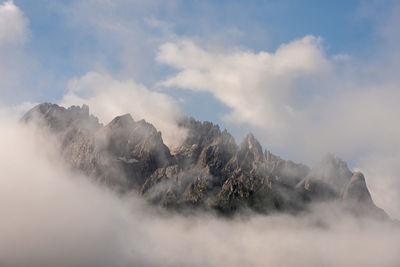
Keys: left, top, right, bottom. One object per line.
{"left": 243, "top": 133, "right": 261, "bottom": 150}
{"left": 21, "top": 102, "right": 101, "bottom": 132}
{"left": 341, "top": 171, "right": 373, "bottom": 203}
{"left": 179, "top": 117, "right": 222, "bottom": 146}
{"left": 20, "top": 103, "right": 389, "bottom": 219}
{"left": 106, "top": 114, "right": 134, "bottom": 129}
{"left": 103, "top": 115, "right": 172, "bottom": 170}
{"left": 175, "top": 117, "right": 229, "bottom": 162}
{"left": 238, "top": 133, "right": 264, "bottom": 163}
{"left": 309, "top": 153, "right": 353, "bottom": 193}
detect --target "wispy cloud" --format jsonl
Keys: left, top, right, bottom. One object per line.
{"left": 0, "top": 1, "right": 399, "bottom": 265}
{"left": 0, "top": 0, "right": 30, "bottom": 102}
{"left": 60, "top": 72, "right": 187, "bottom": 149}
{"left": 156, "top": 33, "right": 400, "bottom": 218}
{"left": 157, "top": 36, "right": 331, "bottom": 137}
{"left": 0, "top": 0, "right": 29, "bottom": 46}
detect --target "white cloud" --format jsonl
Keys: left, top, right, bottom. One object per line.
{"left": 60, "top": 72, "right": 187, "bottom": 149}
{"left": 0, "top": 112, "right": 399, "bottom": 267}
{"left": 0, "top": 0, "right": 32, "bottom": 102}
{"left": 0, "top": 0, "right": 28, "bottom": 46}
{"left": 332, "top": 53, "right": 350, "bottom": 62}
{"left": 157, "top": 36, "right": 400, "bottom": 219}
{"left": 157, "top": 36, "right": 331, "bottom": 143}
{"left": 57, "top": 0, "right": 178, "bottom": 85}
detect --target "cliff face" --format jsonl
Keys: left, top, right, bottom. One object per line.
{"left": 21, "top": 103, "right": 388, "bottom": 218}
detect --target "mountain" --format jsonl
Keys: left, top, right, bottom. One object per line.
{"left": 21, "top": 103, "right": 388, "bottom": 219}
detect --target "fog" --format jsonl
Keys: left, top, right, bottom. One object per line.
{"left": 1, "top": 1, "right": 400, "bottom": 266}
{"left": 0, "top": 109, "right": 399, "bottom": 267}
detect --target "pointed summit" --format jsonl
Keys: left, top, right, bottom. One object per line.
{"left": 310, "top": 153, "right": 353, "bottom": 193}
{"left": 341, "top": 172, "right": 373, "bottom": 204}
{"left": 20, "top": 103, "right": 388, "bottom": 219}
{"left": 243, "top": 133, "right": 258, "bottom": 148}
{"left": 239, "top": 133, "right": 263, "bottom": 162}
{"left": 106, "top": 114, "right": 134, "bottom": 129}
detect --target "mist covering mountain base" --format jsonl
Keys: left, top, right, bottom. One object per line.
{"left": 22, "top": 103, "right": 388, "bottom": 219}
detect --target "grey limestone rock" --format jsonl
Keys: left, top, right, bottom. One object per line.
{"left": 21, "top": 103, "right": 389, "bottom": 219}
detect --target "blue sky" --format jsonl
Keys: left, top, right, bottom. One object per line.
{"left": 5, "top": 0, "right": 392, "bottom": 125}
{"left": 1, "top": 0, "right": 398, "bottom": 147}
{"left": 1, "top": 0, "right": 400, "bottom": 216}
{"left": 9, "top": 0, "right": 387, "bottom": 101}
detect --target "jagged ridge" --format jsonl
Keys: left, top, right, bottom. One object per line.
{"left": 21, "top": 103, "right": 388, "bottom": 218}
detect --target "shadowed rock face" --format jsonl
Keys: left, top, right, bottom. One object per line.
{"left": 22, "top": 103, "right": 172, "bottom": 190}
{"left": 21, "top": 103, "right": 388, "bottom": 218}
{"left": 341, "top": 172, "right": 373, "bottom": 203}
{"left": 309, "top": 153, "right": 353, "bottom": 192}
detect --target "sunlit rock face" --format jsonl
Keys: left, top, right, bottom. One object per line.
{"left": 22, "top": 103, "right": 388, "bottom": 219}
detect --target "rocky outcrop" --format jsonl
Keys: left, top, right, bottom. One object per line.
{"left": 22, "top": 103, "right": 172, "bottom": 190}
{"left": 21, "top": 103, "right": 388, "bottom": 218}
{"left": 341, "top": 172, "right": 372, "bottom": 203}
{"left": 21, "top": 102, "right": 101, "bottom": 132}
{"left": 296, "top": 154, "right": 375, "bottom": 203}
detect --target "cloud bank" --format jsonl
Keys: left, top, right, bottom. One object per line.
{"left": 0, "top": 111, "right": 399, "bottom": 267}
{"left": 157, "top": 36, "right": 330, "bottom": 137}
{"left": 157, "top": 35, "right": 400, "bottom": 219}
{"left": 1, "top": 1, "right": 399, "bottom": 265}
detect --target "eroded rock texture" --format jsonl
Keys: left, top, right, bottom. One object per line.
{"left": 21, "top": 103, "right": 388, "bottom": 218}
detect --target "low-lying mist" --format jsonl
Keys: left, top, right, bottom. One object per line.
{"left": 0, "top": 111, "right": 399, "bottom": 267}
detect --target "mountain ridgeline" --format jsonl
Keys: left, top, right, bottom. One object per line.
{"left": 21, "top": 103, "right": 388, "bottom": 218}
